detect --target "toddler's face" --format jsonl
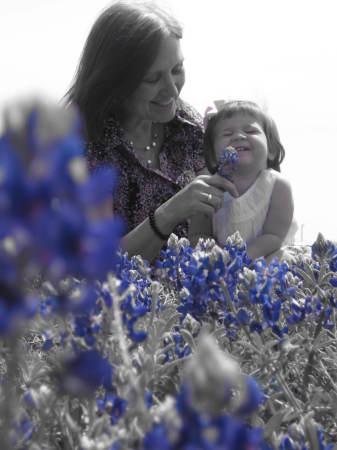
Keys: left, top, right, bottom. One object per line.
{"left": 213, "top": 113, "right": 269, "bottom": 174}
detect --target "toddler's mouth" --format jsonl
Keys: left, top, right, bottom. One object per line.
{"left": 235, "top": 146, "right": 250, "bottom": 152}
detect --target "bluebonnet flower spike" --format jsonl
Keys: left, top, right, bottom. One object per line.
{"left": 217, "top": 146, "right": 238, "bottom": 181}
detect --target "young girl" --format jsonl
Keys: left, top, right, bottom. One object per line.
{"left": 189, "top": 100, "right": 297, "bottom": 262}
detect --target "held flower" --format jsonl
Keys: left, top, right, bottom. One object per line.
{"left": 216, "top": 146, "right": 238, "bottom": 181}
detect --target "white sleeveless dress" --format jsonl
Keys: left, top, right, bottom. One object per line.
{"left": 213, "top": 169, "right": 297, "bottom": 247}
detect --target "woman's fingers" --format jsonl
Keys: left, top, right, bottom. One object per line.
{"left": 201, "top": 191, "right": 222, "bottom": 211}
{"left": 200, "top": 173, "right": 239, "bottom": 198}
{"left": 193, "top": 201, "right": 215, "bottom": 217}
{"left": 166, "top": 173, "right": 238, "bottom": 225}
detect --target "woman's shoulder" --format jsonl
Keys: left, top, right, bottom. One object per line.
{"left": 85, "top": 116, "right": 127, "bottom": 166}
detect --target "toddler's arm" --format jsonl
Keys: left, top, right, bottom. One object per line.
{"left": 246, "top": 175, "right": 294, "bottom": 262}
{"left": 188, "top": 212, "right": 213, "bottom": 247}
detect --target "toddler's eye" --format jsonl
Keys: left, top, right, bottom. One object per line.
{"left": 246, "top": 128, "right": 259, "bottom": 134}
{"left": 222, "top": 131, "right": 232, "bottom": 137}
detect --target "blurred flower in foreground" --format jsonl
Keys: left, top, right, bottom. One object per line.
{"left": 184, "top": 331, "right": 240, "bottom": 414}
{"left": 0, "top": 100, "right": 124, "bottom": 333}
{"left": 144, "top": 384, "right": 264, "bottom": 450}
{"left": 60, "top": 349, "right": 114, "bottom": 396}
{"left": 183, "top": 331, "right": 263, "bottom": 415}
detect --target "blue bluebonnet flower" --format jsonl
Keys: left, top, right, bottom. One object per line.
{"left": 72, "top": 311, "right": 102, "bottom": 347}
{"left": 120, "top": 290, "right": 148, "bottom": 343}
{"left": 145, "top": 390, "right": 152, "bottom": 409}
{"left": 237, "top": 308, "right": 250, "bottom": 325}
{"left": 143, "top": 423, "right": 172, "bottom": 450}
{"left": 61, "top": 349, "right": 114, "bottom": 394}
{"left": 12, "top": 413, "right": 34, "bottom": 446}
{"left": 42, "top": 330, "right": 53, "bottom": 351}
{"left": 144, "top": 384, "right": 265, "bottom": 450}
{"left": 316, "top": 427, "right": 334, "bottom": 450}
{"left": 323, "top": 307, "right": 334, "bottom": 330}
{"left": 216, "top": 146, "right": 238, "bottom": 181}
{"left": 312, "top": 233, "right": 336, "bottom": 261}
{"left": 249, "top": 320, "right": 263, "bottom": 334}
{"left": 279, "top": 436, "right": 296, "bottom": 450}
{"left": 33, "top": 203, "right": 124, "bottom": 282}
{"left": 96, "top": 391, "right": 127, "bottom": 425}
{"left": 0, "top": 105, "right": 125, "bottom": 335}
{"left": 40, "top": 296, "right": 59, "bottom": 316}
{"left": 171, "top": 240, "right": 233, "bottom": 321}
{"left": 235, "top": 376, "right": 263, "bottom": 416}
{"left": 173, "top": 331, "right": 192, "bottom": 358}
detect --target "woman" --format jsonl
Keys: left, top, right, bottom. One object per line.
{"left": 66, "top": 1, "right": 238, "bottom": 262}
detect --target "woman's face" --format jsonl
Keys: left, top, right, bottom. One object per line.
{"left": 122, "top": 35, "right": 185, "bottom": 125}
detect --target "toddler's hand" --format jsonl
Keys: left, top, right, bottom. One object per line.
{"left": 216, "top": 146, "right": 238, "bottom": 181}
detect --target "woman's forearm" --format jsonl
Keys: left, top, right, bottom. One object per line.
{"left": 121, "top": 219, "right": 166, "bottom": 262}
{"left": 121, "top": 203, "right": 178, "bottom": 262}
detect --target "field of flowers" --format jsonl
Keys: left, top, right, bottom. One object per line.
{"left": 0, "top": 104, "right": 337, "bottom": 449}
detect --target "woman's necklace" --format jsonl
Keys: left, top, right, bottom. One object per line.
{"left": 129, "top": 132, "right": 158, "bottom": 151}
{"left": 127, "top": 124, "right": 160, "bottom": 166}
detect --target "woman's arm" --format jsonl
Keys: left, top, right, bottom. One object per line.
{"left": 246, "top": 175, "right": 294, "bottom": 261}
{"left": 122, "top": 173, "right": 239, "bottom": 262}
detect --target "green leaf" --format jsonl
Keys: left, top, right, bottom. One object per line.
{"left": 179, "top": 329, "right": 196, "bottom": 351}
{"left": 163, "top": 313, "right": 183, "bottom": 334}
{"left": 295, "top": 267, "right": 317, "bottom": 288}
{"left": 263, "top": 409, "right": 287, "bottom": 439}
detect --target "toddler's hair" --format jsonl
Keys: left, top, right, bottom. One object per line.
{"left": 204, "top": 100, "right": 285, "bottom": 174}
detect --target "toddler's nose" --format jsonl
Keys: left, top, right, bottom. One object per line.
{"left": 231, "top": 131, "right": 246, "bottom": 141}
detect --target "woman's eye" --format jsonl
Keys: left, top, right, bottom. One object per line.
{"left": 172, "top": 64, "right": 184, "bottom": 75}
{"left": 143, "top": 75, "right": 160, "bottom": 83}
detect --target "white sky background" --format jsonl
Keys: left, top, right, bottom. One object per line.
{"left": 1, "top": 0, "right": 336, "bottom": 244}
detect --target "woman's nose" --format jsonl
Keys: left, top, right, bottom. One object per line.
{"left": 162, "top": 74, "right": 179, "bottom": 97}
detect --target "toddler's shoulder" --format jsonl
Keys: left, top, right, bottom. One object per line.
{"left": 268, "top": 169, "right": 292, "bottom": 189}
{"left": 269, "top": 170, "right": 293, "bottom": 203}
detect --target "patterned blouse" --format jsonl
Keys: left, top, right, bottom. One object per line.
{"left": 86, "top": 100, "right": 205, "bottom": 238}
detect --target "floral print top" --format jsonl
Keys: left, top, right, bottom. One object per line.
{"left": 86, "top": 100, "right": 205, "bottom": 237}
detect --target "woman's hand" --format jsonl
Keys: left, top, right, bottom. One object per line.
{"left": 156, "top": 173, "right": 239, "bottom": 235}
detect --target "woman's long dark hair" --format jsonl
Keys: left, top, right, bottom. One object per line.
{"left": 204, "top": 100, "right": 286, "bottom": 173}
{"left": 65, "top": 1, "right": 182, "bottom": 140}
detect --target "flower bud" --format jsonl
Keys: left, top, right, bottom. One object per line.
{"left": 184, "top": 332, "right": 241, "bottom": 413}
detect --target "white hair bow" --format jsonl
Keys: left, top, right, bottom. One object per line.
{"left": 203, "top": 99, "right": 227, "bottom": 129}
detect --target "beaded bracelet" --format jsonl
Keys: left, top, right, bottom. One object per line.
{"left": 149, "top": 210, "right": 169, "bottom": 240}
